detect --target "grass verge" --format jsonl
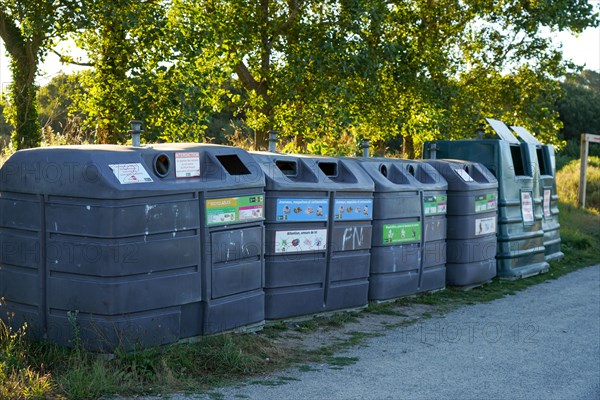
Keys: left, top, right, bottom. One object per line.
{"left": 1, "top": 202, "right": 599, "bottom": 399}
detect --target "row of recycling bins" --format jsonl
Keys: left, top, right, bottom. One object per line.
{"left": 0, "top": 139, "right": 562, "bottom": 350}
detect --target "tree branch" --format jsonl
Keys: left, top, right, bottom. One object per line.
{"left": 235, "top": 61, "right": 260, "bottom": 91}
{"left": 272, "top": 0, "right": 301, "bottom": 39}
{"left": 51, "top": 48, "right": 95, "bottom": 66}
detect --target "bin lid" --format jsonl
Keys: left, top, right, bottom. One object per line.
{"left": 344, "top": 157, "right": 416, "bottom": 193}
{"left": 425, "top": 159, "right": 498, "bottom": 191}
{"left": 510, "top": 126, "right": 542, "bottom": 145}
{"left": 250, "top": 152, "right": 374, "bottom": 192}
{"left": 486, "top": 118, "right": 520, "bottom": 144}
{"left": 0, "top": 143, "right": 265, "bottom": 198}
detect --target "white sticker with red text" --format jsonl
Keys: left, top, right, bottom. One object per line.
{"left": 175, "top": 152, "right": 200, "bottom": 178}
{"left": 521, "top": 191, "right": 534, "bottom": 223}
{"left": 109, "top": 163, "right": 154, "bottom": 184}
{"left": 543, "top": 189, "right": 551, "bottom": 217}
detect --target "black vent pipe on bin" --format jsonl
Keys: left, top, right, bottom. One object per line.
{"left": 362, "top": 139, "right": 370, "bottom": 158}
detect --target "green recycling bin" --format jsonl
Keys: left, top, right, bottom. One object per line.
{"left": 510, "top": 126, "right": 563, "bottom": 262}
{"left": 424, "top": 119, "right": 549, "bottom": 279}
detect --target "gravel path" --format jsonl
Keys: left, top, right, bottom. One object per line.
{"left": 127, "top": 264, "right": 600, "bottom": 400}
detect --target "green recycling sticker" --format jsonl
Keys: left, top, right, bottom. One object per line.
{"left": 383, "top": 222, "right": 422, "bottom": 244}
{"left": 423, "top": 195, "right": 447, "bottom": 216}
{"left": 475, "top": 193, "right": 497, "bottom": 213}
{"left": 206, "top": 195, "right": 264, "bottom": 226}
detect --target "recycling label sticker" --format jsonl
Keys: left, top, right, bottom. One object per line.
{"left": 206, "top": 195, "right": 264, "bottom": 226}
{"left": 475, "top": 216, "right": 496, "bottom": 236}
{"left": 109, "top": 163, "right": 153, "bottom": 184}
{"left": 274, "top": 229, "right": 327, "bottom": 253}
{"left": 334, "top": 198, "right": 373, "bottom": 220}
{"left": 382, "top": 222, "right": 422, "bottom": 244}
{"left": 275, "top": 198, "right": 328, "bottom": 222}
{"left": 475, "top": 193, "right": 497, "bottom": 213}
{"left": 424, "top": 195, "right": 447, "bottom": 216}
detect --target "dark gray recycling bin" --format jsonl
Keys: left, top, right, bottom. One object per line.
{"left": 251, "top": 152, "right": 374, "bottom": 319}
{"left": 423, "top": 119, "right": 549, "bottom": 279}
{"left": 346, "top": 158, "right": 446, "bottom": 301}
{"left": 510, "top": 126, "right": 563, "bottom": 262}
{"left": 392, "top": 160, "right": 448, "bottom": 292}
{"left": 0, "top": 143, "right": 265, "bottom": 350}
{"left": 425, "top": 160, "right": 498, "bottom": 287}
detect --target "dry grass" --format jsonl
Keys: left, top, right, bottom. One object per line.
{"left": 556, "top": 156, "right": 600, "bottom": 211}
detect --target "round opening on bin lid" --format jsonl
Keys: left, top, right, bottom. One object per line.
{"left": 406, "top": 165, "right": 415, "bottom": 176}
{"left": 379, "top": 164, "right": 388, "bottom": 177}
{"left": 464, "top": 165, "right": 471, "bottom": 175}
{"left": 154, "top": 153, "right": 171, "bottom": 177}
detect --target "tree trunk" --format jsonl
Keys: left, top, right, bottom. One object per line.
{"left": 402, "top": 134, "right": 415, "bottom": 159}
{"left": 10, "top": 53, "right": 42, "bottom": 149}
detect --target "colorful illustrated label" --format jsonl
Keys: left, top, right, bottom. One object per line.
{"left": 475, "top": 193, "right": 497, "bottom": 213}
{"left": 521, "top": 191, "right": 534, "bottom": 223}
{"left": 109, "top": 163, "right": 153, "bottom": 184}
{"left": 543, "top": 189, "right": 551, "bottom": 217}
{"left": 274, "top": 229, "right": 327, "bottom": 253}
{"left": 276, "top": 198, "right": 328, "bottom": 222}
{"left": 175, "top": 152, "right": 200, "bottom": 178}
{"left": 475, "top": 216, "right": 496, "bottom": 236}
{"left": 334, "top": 198, "right": 373, "bottom": 221}
{"left": 383, "top": 222, "right": 422, "bottom": 244}
{"left": 424, "top": 195, "right": 447, "bottom": 216}
{"left": 206, "top": 195, "right": 264, "bottom": 226}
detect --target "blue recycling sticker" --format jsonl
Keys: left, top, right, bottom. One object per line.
{"left": 334, "top": 198, "right": 373, "bottom": 221}
{"left": 275, "top": 198, "right": 329, "bottom": 222}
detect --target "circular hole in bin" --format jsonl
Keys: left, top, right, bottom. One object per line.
{"left": 464, "top": 165, "right": 471, "bottom": 175}
{"left": 380, "top": 164, "right": 388, "bottom": 177}
{"left": 407, "top": 165, "right": 415, "bottom": 176}
{"left": 154, "top": 154, "right": 171, "bottom": 177}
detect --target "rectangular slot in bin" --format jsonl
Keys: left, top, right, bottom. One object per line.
{"left": 276, "top": 160, "right": 297, "bottom": 177}
{"left": 536, "top": 148, "right": 550, "bottom": 176}
{"left": 216, "top": 154, "right": 251, "bottom": 175}
{"left": 510, "top": 145, "right": 527, "bottom": 176}
{"left": 318, "top": 162, "right": 338, "bottom": 177}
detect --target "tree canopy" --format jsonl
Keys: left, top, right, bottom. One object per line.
{"left": 1, "top": 0, "right": 598, "bottom": 155}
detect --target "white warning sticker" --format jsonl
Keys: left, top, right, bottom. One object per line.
{"left": 175, "top": 152, "right": 200, "bottom": 178}
{"left": 521, "top": 191, "right": 535, "bottom": 223}
{"left": 274, "top": 229, "right": 327, "bottom": 254}
{"left": 109, "top": 163, "right": 153, "bottom": 184}
{"left": 543, "top": 189, "right": 551, "bottom": 217}
{"left": 475, "top": 216, "right": 496, "bottom": 236}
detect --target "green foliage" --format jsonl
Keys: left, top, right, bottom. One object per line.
{"left": 1, "top": 317, "right": 59, "bottom": 399}
{"left": 557, "top": 156, "right": 600, "bottom": 210}
{"left": 557, "top": 70, "right": 600, "bottom": 141}
{"left": 0, "top": 0, "right": 79, "bottom": 149}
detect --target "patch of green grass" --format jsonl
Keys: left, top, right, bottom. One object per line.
{"left": 325, "top": 356, "right": 359, "bottom": 367}
{"left": 298, "top": 364, "right": 319, "bottom": 372}
{"left": 249, "top": 376, "right": 299, "bottom": 387}
{"left": 366, "top": 300, "right": 410, "bottom": 316}
{"left": 293, "top": 311, "right": 360, "bottom": 333}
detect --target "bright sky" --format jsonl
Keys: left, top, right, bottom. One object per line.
{"left": 0, "top": 11, "right": 599, "bottom": 89}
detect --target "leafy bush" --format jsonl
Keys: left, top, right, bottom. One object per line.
{"left": 556, "top": 156, "right": 600, "bottom": 211}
